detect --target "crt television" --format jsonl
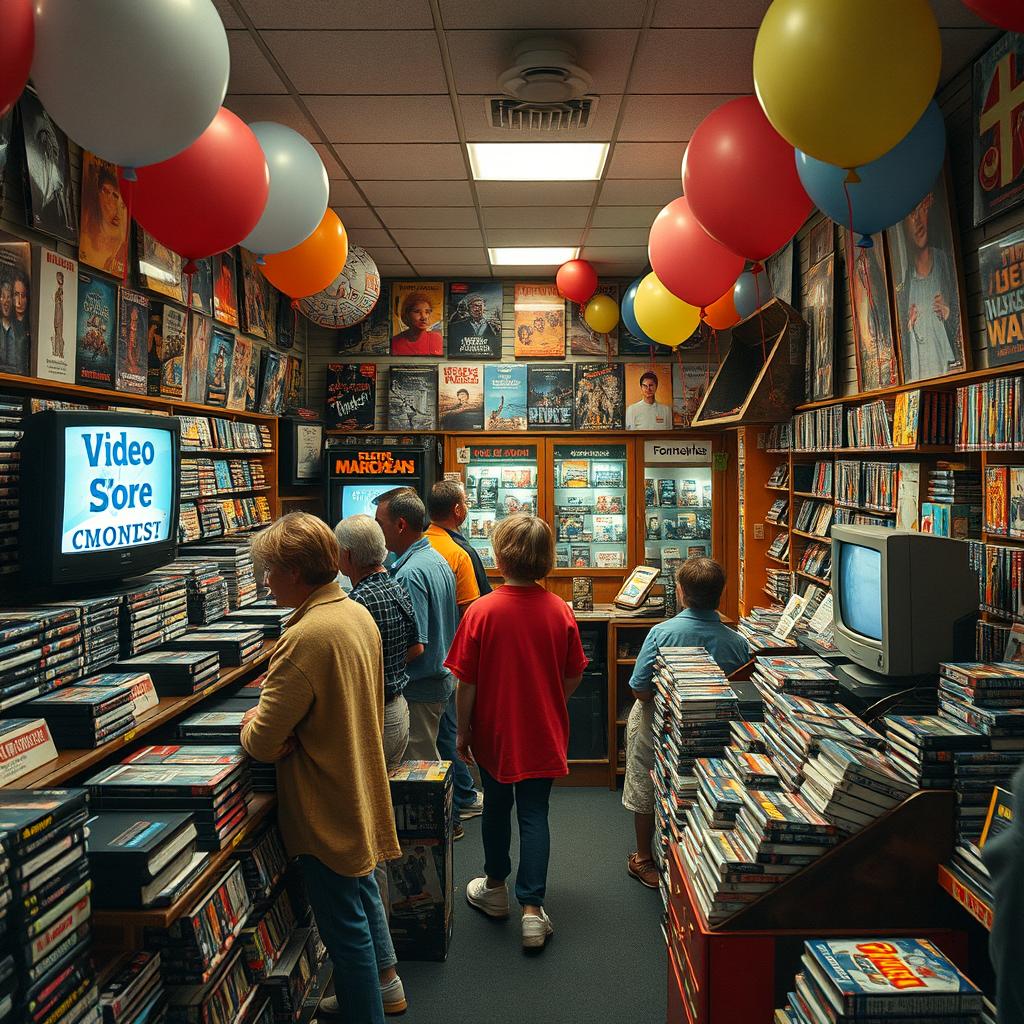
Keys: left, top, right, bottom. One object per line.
{"left": 19, "top": 410, "right": 181, "bottom": 587}
{"left": 831, "top": 524, "right": 978, "bottom": 678}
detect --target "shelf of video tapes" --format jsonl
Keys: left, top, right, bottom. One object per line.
{"left": 0, "top": 393, "right": 24, "bottom": 581}
{"left": 764, "top": 498, "right": 788, "bottom": 527}
{"left": 462, "top": 444, "right": 539, "bottom": 570}
{"left": 834, "top": 460, "right": 898, "bottom": 514}
{"left": 892, "top": 389, "right": 959, "bottom": 448}
{"left": 983, "top": 463, "right": 1024, "bottom": 539}
{"left": 968, "top": 541, "right": 1024, "bottom": 622}
{"left": 764, "top": 569, "right": 792, "bottom": 606}
{"left": 792, "top": 407, "right": 843, "bottom": 452}
{"left": 792, "top": 499, "right": 833, "bottom": 539}
{"left": 760, "top": 422, "right": 793, "bottom": 454}
{"left": 553, "top": 444, "right": 628, "bottom": 569}
{"left": 956, "top": 374, "right": 1024, "bottom": 452}
{"left": 976, "top": 619, "right": 1012, "bottom": 661}
{"left": 181, "top": 460, "right": 269, "bottom": 503}
{"left": 100, "top": 951, "right": 168, "bottom": 1024}
{"left": 736, "top": 607, "right": 799, "bottom": 652}
{"left": 642, "top": 466, "right": 712, "bottom": 573}
{"left": 177, "top": 418, "right": 273, "bottom": 456}
{"left": 765, "top": 532, "right": 789, "bottom": 564}
{"left": 795, "top": 541, "right": 831, "bottom": 585}
{"left": 790, "top": 460, "right": 832, "bottom": 500}
{"left": 766, "top": 463, "right": 789, "bottom": 491}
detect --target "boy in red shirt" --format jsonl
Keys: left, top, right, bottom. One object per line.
{"left": 446, "top": 514, "right": 587, "bottom": 950}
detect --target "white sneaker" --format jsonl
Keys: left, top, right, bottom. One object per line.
{"left": 521, "top": 908, "right": 553, "bottom": 949}
{"left": 459, "top": 791, "right": 484, "bottom": 819}
{"left": 319, "top": 976, "right": 407, "bottom": 1017}
{"left": 465, "top": 876, "right": 509, "bottom": 918}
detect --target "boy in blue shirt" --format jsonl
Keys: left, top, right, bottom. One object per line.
{"left": 622, "top": 557, "right": 750, "bottom": 888}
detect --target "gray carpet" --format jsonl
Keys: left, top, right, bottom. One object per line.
{"left": 396, "top": 787, "right": 666, "bottom": 1024}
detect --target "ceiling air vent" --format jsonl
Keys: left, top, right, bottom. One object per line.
{"left": 488, "top": 96, "right": 596, "bottom": 132}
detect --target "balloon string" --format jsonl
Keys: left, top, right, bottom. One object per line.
{"left": 185, "top": 267, "right": 194, "bottom": 317}
{"left": 753, "top": 265, "right": 774, "bottom": 389}
{"left": 604, "top": 332, "right": 611, "bottom": 362}
{"left": 675, "top": 347, "right": 687, "bottom": 426}
{"left": 842, "top": 183, "right": 865, "bottom": 394}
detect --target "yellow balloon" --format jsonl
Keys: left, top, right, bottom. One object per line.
{"left": 633, "top": 272, "right": 700, "bottom": 347}
{"left": 753, "top": 0, "right": 940, "bottom": 169}
{"left": 583, "top": 293, "right": 619, "bottom": 334}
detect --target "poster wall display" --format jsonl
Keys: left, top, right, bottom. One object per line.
{"left": 391, "top": 281, "right": 443, "bottom": 356}
{"left": 447, "top": 281, "right": 502, "bottom": 359}
{"left": 979, "top": 227, "right": 1024, "bottom": 367}
{"left": 844, "top": 229, "right": 899, "bottom": 391}
{"left": 569, "top": 283, "right": 618, "bottom": 356}
{"left": 624, "top": 363, "right": 673, "bottom": 431}
{"left": 513, "top": 283, "right": 565, "bottom": 358}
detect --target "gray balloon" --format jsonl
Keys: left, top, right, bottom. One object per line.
{"left": 242, "top": 122, "right": 330, "bottom": 255}
{"left": 31, "top": 0, "right": 229, "bottom": 169}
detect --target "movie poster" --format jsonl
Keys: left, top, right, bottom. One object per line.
{"left": 391, "top": 281, "right": 443, "bottom": 356}
{"left": 227, "top": 336, "right": 252, "bottom": 411}
{"left": 158, "top": 303, "right": 187, "bottom": 400}
{"left": 527, "top": 364, "right": 573, "bottom": 429}
{"left": 325, "top": 363, "right": 376, "bottom": 430}
{"left": 275, "top": 287, "right": 294, "bottom": 349}
{"left": 803, "top": 253, "right": 835, "bottom": 401}
{"left": 182, "top": 258, "right": 213, "bottom": 318}
{"left": 514, "top": 283, "right": 565, "bottom": 358}
{"left": 979, "top": 226, "right": 1024, "bottom": 367}
{"left": 438, "top": 364, "right": 484, "bottom": 430}
{"left": 672, "top": 362, "right": 711, "bottom": 428}
{"left": 886, "top": 171, "right": 968, "bottom": 384}
{"left": 245, "top": 344, "right": 261, "bottom": 411}
{"left": 239, "top": 249, "right": 269, "bottom": 340}
{"left": 79, "top": 151, "right": 128, "bottom": 277}
{"left": 446, "top": 281, "right": 502, "bottom": 359}
{"left": 337, "top": 282, "right": 390, "bottom": 355}
{"left": 0, "top": 241, "right": 30, "bottom": 376}
{"left": 18, "top": 90, "right": 76, "bottom": 245}
{"left": 389, "top": 366, "right": 437, "bottom": 430}
{"left": 973, "top": 33, "right": 1024, "bottom": 227}
{"left": 574, "top": 363, "right": 624, "bottom": 430}
{"left": 205, "top": 329, "right": 235, "bottom": 407}
{"left": 213, "top": 250, "right": 239, "bottom": 328}
{"left": 185, "top": 313, "right": 212, "bottom": 405}
{"left": 844, "top": 228, "right": 899, "bottom": 390}
{"left": 136, "top": 228, "right": 183, "bottom": 302}
{"left": 766, "top": 241, "right": 794, "bottom": 305}
{"left": 284, "top": 354, "right": 302, "bottom": 412}
{"left": 75, "top": 270, "right": 116, "bottom": 388}
{"left": 31, "top": 247, "right": 76, "bottom": 383}
{"left": 115, "top": 288, "right": 149, "bottom": 394}
{"left": 257, "top": 348, "right": 288, "bottom": 415}
{"left": 483, "top": 364, "right": 527, "bottom": 431}
{"left": 624, "top": 363, "right": 673, "bottom": 431}
{"left": 569, "top": 283, "right": 618, "bottom": 356}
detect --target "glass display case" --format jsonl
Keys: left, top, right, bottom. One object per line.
{"left": 552, "top": 443, "right": 629, "bottom": 570}
{"left": 462, "top": 443, "right": 540, "bottom": 570}
{"left": 641, "top": 441, "right": 713, "bottom": 575}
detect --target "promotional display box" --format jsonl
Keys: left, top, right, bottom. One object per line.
{"left": 387, "top": 760, "right": 454, "bottom": 961}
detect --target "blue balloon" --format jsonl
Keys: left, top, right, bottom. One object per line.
{"left": 795, "top": 101, "right": 946, "bottom": 243}
{"left": 733, "top": 271, "right": 772, "bottom": 320}
{"left": 621, "top": 277, "right": 659, "bottom": 347}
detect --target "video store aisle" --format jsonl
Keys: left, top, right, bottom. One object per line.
{"left": 398, "top": 789, "right": 665, "bottom": 1024}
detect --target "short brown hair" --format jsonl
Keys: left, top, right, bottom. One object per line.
{"left": 374, "top": 487, "right": 426, "bottom": 532}
{"left": 428, "top": 479, "right": 465, "bottom": 520}
{"left": 676, "top": 556, "right": 725, "bottom": 610}
{"left": 492, "top": 514, "right": 553, "bottom": 581}
{"left": 251, "top": 512, "right": 340, "bottom": 586}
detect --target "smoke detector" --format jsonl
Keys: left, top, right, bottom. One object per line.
{"left": 497, "top": 36, "right": 593, "bottom": 104}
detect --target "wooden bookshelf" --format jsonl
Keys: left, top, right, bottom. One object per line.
{"left": 937, "top": 864, "right": 993, "bottom": 931}
{"left": 795, "top": 570, "right": 831, "bottom": 588}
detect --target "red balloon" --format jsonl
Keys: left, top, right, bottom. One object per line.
{"left": 703, "top": 286, "right": 741, "bottom": 331}
{"left": 648, "top": 196, "right": 744, "bottom": 309}
{"left": 556, "top": 259, "right": 597, "bottom": 304}
{"left": 1, "top": 0, "right": 33, "bottom": 117}
{"left": 120, "top": 108, "right": 269, "bottom": 261}
{"left": 961, "top": 0, "right": 1024, "bottom": 30}
{"left": 684, "top": 96, "right": 813, "bottom": 262}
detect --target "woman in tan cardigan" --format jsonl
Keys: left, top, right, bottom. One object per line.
{"left": 241, "top": 512, "right": 400, "bottom": 1024}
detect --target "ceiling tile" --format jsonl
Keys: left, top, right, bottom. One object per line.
{"left": 474, "top": 181, "right": 597, "bottom": 206}
{"left": 226, "top": 31, "right": 285, "bottom": 94}
{"left": 313, "top": 144, "right": 346, "bottom": 178}
{"left": 262, "top": 31, "right": 447, "bottom": 94}
{"left": 364, "top": 245, "right": 408, "bottom": 263}
{"left": 305, "top": 96, "right": 458, "bottom": 144}
{"left": 377, "top": 207, "right": 480, "bottom": 230}
{"left": 332, "top": 206, "right": 384, "bottom": 231}
{"left": 329, "top": 180, "right": 365, "bottom": 206}
{"left": 617, "top": 94, "right": 739, "bottom": 142}
{"left": 599, "top": 179, "right": 680, "bottom": 205}
{"left": 606, "top": 142, "right": 685, "bottom": 179}
{"left": 225, "top": 95, "right": 314, "bottom": 138}
{"left": 445, "top": 29, "right": 638, "bottom": 95}
{"left": 438, "top": 0, "right": 643, "bottom": 29}
{"left": 402, "top": 248, "right": 489, "bottom": 263}
{"left": 360, "top": 180, "right": 476, "bottom": 206}
{"left": 340, "top": 145, "right": 467, "bottom": 180}
{"left": 348, "top": 228, "right": 401, "bottom": 248}
{"left": 377, "top": 263, "right": 414, "bottom": 275}
{"left": 584, "top": 227, "right": 651, "bottom": 246}
{"left": 487, "top": 228, "right": 584, "bottom": 246}
{"left": 213, "top": 0, "right": 244, "bottom": 29}
{"left": 631, "top": 30, "right": 756, "bottom": 94}
{"left": 939, "top": 27, "right": 1000, "bottom": 85}
{"left": 652, "top": 0, "right": 769, "bottom": 27}
{"left": 409, "top": 265, "right": 495, "bottom": 278}
{"left": 459, "top": 94, "right": 623, "bottom": 142}
{"left": 391, "top": 229, "right": 485, "bottom": 247}
{"left": 581, "top": 245, "right": 649, "bottom": 261}
{"left": 482, "top": 207, "right": 590, "bottom": 229}
{"left": 591, "top": 205, "right": 663, "bottom": 228}
{"left": 233, "top": 0, "right": 433, "bottom": 29}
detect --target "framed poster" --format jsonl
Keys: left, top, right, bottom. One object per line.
{"left": 447, "top": 281, "right": 502, "bottom": 359}
{"left": 624, "top": 363, "right": 672, "bottom": 431}
{"left": 803, "top": 252, "right": 835, "bottom": 401}
{"left": 973, "top": 32, "right": 1024, "bottom": 227}
{"left": 213, "top": 250, "right": 239, "bottom": 328}
{"left": 296, "top": 422, "right": 324, "bottom": 481}
{"left": 513, "top": 283, "right": 565, "bottom": 358}
{"left": 79, "top": 151, "right": 129, "bottom": 277}
{"left": 979, "top": 226, "right": 1024, "bottom": 367}
{"left": 843, "top": 228, "right": 899, "bottom": 391}
{"left": 886, "top": 169, "right": 968, "bottom": 384}
{"left": 766, "top": 241, "right": 794, "bottom": 305}
{"left": 18, "top": 89, "right": 77, "bottom": 245}
{"left": 391, "top": 281, "right": 443, "bottom": 355}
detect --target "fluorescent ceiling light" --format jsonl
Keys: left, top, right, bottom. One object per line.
{"left": 468, "top": 142, "right": 609, "bottom": 181}
{"left": 489, "top": 246, "right": 580, "bottom": 266}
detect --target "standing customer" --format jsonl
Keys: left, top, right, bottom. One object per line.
{"left": 427, "top": 479, "right": 492, "bottom": 597}
{"left": 447, "top": 515, "right": 588, "bottom": 949}
{"left": 241, "top": 513, "right": 400, "bottom": 1024}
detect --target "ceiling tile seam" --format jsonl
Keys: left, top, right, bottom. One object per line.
{"left": 225, "top": 0, "right": 417, "bottom": 271}
{"left": 429, "top": 0, "right": 493, "bottom": 278}
{"left": 579, "top": 0, "right": 661, "bottom": 256}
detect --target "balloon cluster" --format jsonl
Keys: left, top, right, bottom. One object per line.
{"left": 11, "top": 0, "right": 347, "bottom": 302}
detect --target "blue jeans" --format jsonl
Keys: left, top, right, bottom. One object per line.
{"left": 436, "top": 692, "right": 478, "bottom": 813}
{"left": 362, "top": 872, "right": 397, "bottom": 972}
{"left": 479, "top": 767, "right": 554, "bottom": 907}
{"left": 299, "top": 856, "right": 385, "bottom": 1024}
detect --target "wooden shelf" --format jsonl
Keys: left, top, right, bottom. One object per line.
{"left": 791, "top": 529, "right": 830, "bottom": 542}
{"left": 792, "top": 445, "right": 959, "bottom": 455}
{"left": 796, "top": 570, "right": 831, "bottom": 587}
{"left": 617, "top": 657, "right": 637, "bottom": 665}
{"left": 179, "top": 523, "right": 269, "bottom": 546}
{"left": 181, "top": 448, "right": 275, "bottom": 457}
{"left": 982, "top": 532, "right": 1024, "bottom": 544}
{"left": 766, "top": 485, "right": 789, "bottom": 493}
{"left": 92, "top": 793, "right": 276, "bottom": 931}
{"left": 937, "top": 864, "right": 993, "bottom": 931}
{"left": 764, "top": 519, "right": 788, "bottom": 528}
{"left": 835, "top": 500, "right": 897, "bottom": 514}
{"left": 765, "top": 554, "right": 789, "bottom": 566}
{"left": 5, "top": 641, "right": 276, "bottom": 789}
{"left": 762, "top": 587, "right": 785, "bottom": 602}
{"left": 568, "top": 758, "right": 609, "bottom": 766}
{"left": 182, "top": 485, "right": 272, "bottom": 500}
{"left": 793, "top": 491, "right": 833, "bottom": 500}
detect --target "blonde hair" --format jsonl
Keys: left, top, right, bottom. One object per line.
{"left": 493, "top": 514, "right": 554, "bottom": 581}
{"left": 251, "top": 512, "right": 340, "bottom": 586}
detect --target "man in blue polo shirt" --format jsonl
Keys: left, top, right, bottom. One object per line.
{"left": 622, "top": 557, "right": 750, "bottom": 889}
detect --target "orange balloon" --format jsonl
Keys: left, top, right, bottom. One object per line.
{"left": 261, "top": 209, "right": 348, "bottom": 298}
{"left": 703, "top": 287, "right": 740, "bottom": 331}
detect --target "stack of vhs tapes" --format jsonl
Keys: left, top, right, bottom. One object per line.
{"left": 0, "top": 608, "right": 85, "bottom": 710}
{"left": 0, "top": 789, "right": 94, "bottom": 1024}
{"left": 161, "top": 627, "right": 263, "bottom": 668}
{"left": 15, "top": 679, "right": 137, "bottom": 749}
{"left": 975, "top": 619, "right": 1012, "bottom": 662}
{"left": 100, "top": 951, "right": 166, "bottom": 1024}
{"left": 199, "top": 683, "right": 274, "bottom": 792}
{"left": 0, "top": 394, "right": 24, "bottom": 578}
{"left": 223, "top": 606, "right": 291, "bottom": 639}
{"left": 165, "top": 946, "right": 255, "bottom": 1024}
{"left": 71, "top": 670, "right": 158, "bottom": 720}
{"left": 153, "top": 562, "right": 230, "bottom": 627}
{"left": 730, "top": 720, "right": 769, "bottom": 753}
{"left": 752, "top": 655, "right": 840, "bottom": 701}
{"left": 38, "top": 596, "right": 122, "bottom": 677}
{"left": 236, "top": 826, "right": 288, "bottom": 904}
{"left": 240, "top": 885, "right": 297, "bottom": 982}
{"left": 176, "top": 545, "right": 258, "bottom": 610}
{"left": 86, "top": 810, "right": 200, "bottom": 910}
{"left": 736, "top": 609, "right": 798, "bottom": 653}
{"left": 114, "top": 577, "right": 189, "bottom": 659}
{"left": 725, "top": 748, "right": 783, "bottom": 789}
{"left": 883, "top": 714, "right": 988, "bottom": 790}
{"left": 110, "top": 651, "right": 220, "bottom": 698}
{"left": 261, "top": 926, "right": 325, "bottom": 1023}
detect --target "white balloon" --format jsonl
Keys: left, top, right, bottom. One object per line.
{"left": 242, "top": 123, "right": 329, "bottom": 255}
{"left": 31, "top": 0, "right": 229, "bottom": 169}
{"left": 299, "top": 246, "right": 381, "bottom": 330}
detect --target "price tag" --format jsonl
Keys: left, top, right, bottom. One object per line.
{"left": 122, "top": 729, "right": 137, "bottom": 743}
{"left": 456, "top": 446, "right": 470, "bottom": 464}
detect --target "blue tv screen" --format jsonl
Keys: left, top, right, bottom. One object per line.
{"left": 839, "top": 542, "right": 883, "bottom": 641}
{"left": 340, "top": 483, "right": 397, "bottom": 520}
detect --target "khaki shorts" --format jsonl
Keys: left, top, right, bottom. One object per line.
{"left": 621, "top": 698, "right": 656, "bottom": 815}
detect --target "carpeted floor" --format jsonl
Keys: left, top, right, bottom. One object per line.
{"left": 396, "top": 787, "right": 666, "bottom": 1024}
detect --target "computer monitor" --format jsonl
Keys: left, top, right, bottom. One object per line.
{"left": 831, "top": 524, "right": 978, "bottom": 679}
